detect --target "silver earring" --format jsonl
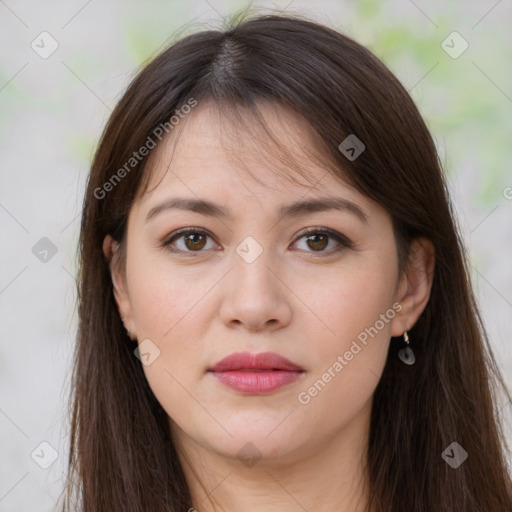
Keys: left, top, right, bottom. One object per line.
{"left": 398, "top": 331, "right": 415, "bottom": 365}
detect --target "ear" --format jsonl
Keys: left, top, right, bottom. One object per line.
{"left": 102, "top": 234, "right": 135, "bottom": 338}
{"left": 390, "top": 236, "right": 435, "bottom": 337}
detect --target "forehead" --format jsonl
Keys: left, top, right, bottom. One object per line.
{"left": 137, "top": 101, "right": 368, "bottom": 209}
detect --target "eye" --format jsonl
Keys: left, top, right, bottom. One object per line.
{"left": 292, "top": 227, "right": 353, "bottom": 254}
{"left": 161, "top": 227, "right": 353, "bottom": 256}
{"left": 162, "top": 228, "right": 217, "bottom": 254}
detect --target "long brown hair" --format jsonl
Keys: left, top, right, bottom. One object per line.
{"left": 60, "top": 9, "right": 512, "bottom": 511}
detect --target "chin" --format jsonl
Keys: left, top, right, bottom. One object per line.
{"left": 199, "top": 422, "right": 311, "bottom": 465}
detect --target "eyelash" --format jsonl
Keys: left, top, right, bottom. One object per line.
{"left": 161, "top": 227, "right": 353, "bottom": 257}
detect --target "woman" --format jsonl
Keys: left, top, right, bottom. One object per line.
{"left": 61, "top": 10, "right": 512, "bottom": 512}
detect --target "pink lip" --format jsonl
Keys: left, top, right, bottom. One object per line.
{"left": 208, "top": 351, "right": 305, "bottom": 394}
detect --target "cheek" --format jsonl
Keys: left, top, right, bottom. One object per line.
{"left": 125, "top": 250, "right": 217, "bottom": 409}
{"left": 294, "top": 253, "right": 398, "bottom": 412}
{"left": 301, "top": 254, "right": 398, "bottom": 353}
{"left": 127, "top": 244, "right": 208, "bottom": 339}
{"left": 128, "top": 269, "right": 207, "bottom": 429}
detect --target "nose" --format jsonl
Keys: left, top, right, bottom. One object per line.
{"left": 218, "top": 247, "right": 293, "bottom": 333}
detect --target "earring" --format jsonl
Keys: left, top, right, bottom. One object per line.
{"left": 398, "top": 330, "right": 415, "bottom": 365}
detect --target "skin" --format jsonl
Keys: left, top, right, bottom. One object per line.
{"left": 103, "top": 103, "right": 434, "bottom": 512}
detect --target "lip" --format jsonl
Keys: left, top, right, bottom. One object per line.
{"left": 208, "top": 351, "right": 305, "bottom": 394}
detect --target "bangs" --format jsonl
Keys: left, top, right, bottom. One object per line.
{"left": 135, "top": 97, "right": 353, "bottom": 202}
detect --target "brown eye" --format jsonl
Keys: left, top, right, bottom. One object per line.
{"left": 163, "top": 228, "right": 216, "bottom": 254}
{"left": 183, "top": 232, "right": 207, "bottom": 251}
{"left": 293, "top": 228, "right": 352, "bottom": 254}
{"left": 162, "top": 227, "right": 352, "bottom": 256}
{"left": 305, "top": 233, "right": 329, "bottom": 251}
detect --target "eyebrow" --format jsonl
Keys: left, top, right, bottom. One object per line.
{"left": 145, "top": 196, "right": 368, "bottom": 224}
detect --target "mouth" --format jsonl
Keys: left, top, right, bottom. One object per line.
{"left": 208, "top": 351, "right": 305, "bottom": 394}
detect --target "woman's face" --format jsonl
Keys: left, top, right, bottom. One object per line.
{"left": 106, "top": 103, "right": 412, "bottom": 466}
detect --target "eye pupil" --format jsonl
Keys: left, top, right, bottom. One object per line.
{"left": 306, "top": 234, "right": 328, "bottom": 251}
{"left": 185, "top": 233, "right": 207, "bottom": 251}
